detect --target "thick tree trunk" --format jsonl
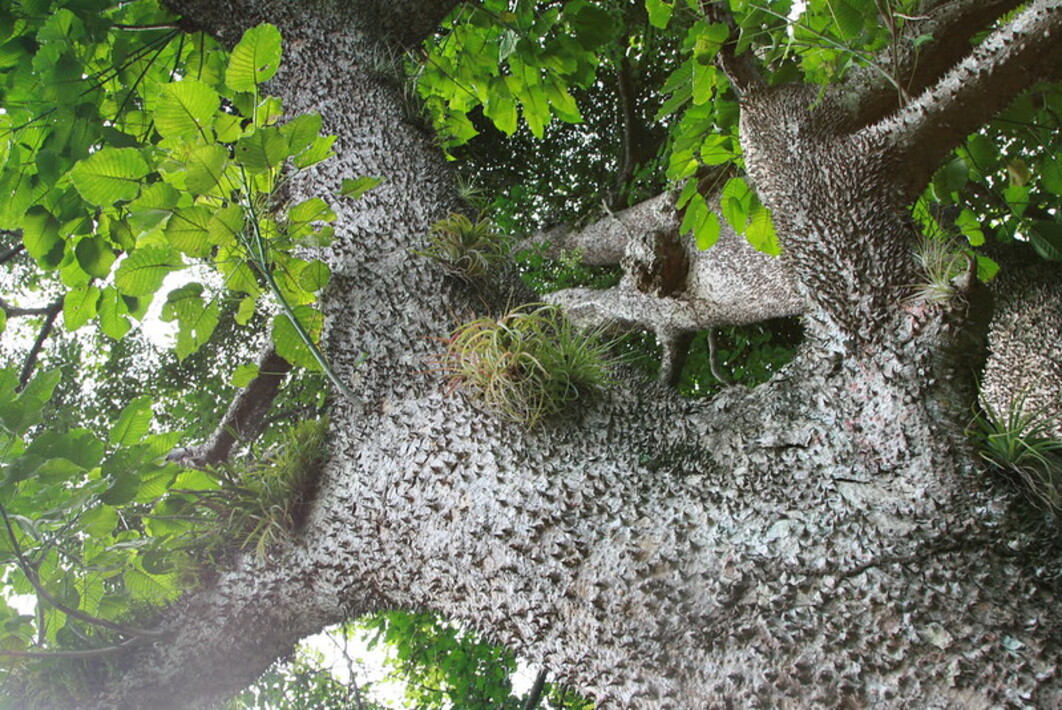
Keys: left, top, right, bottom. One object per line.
{"left": 44, "top": 1, "right": 1062, "bottom": 708}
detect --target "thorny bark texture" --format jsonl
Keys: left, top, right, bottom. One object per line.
{"left": 27, "top": 1, "right": 1062, "bottom": 708}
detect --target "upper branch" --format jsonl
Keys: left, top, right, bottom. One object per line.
{"left": 700, "top": 0, "right": 765, "bottom": 94}
{"left": 843, "top": 0, "right": 1026, "bottom": 126}
{"left": 873, "top": 0, "right": 1062, "bottom": 201}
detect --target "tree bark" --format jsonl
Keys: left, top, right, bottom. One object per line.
{"left": 30, "top": 1, "right": 1061, "bottom": 708}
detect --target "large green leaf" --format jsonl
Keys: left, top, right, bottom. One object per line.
{"left": 69, "top": 147, "right": 150, "bottom": 206}
{"left": 62, "top": 284, "right": 100, "bottom": 331}
{"left": 109, "top": 396, "right": 154, "bottom": 447}
{"left": 114, "top": 246, "right": 182, "bottom": 297}
{"left": 155, "top": 79, "right": 220, "bottom": 140}
{"left": 272, "top": 306, "right": 324, "bottom": 370}
{"left": 226, "top": 23, "right": 283, "bottom": 92}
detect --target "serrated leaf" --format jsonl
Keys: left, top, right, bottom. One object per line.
{"left": 226, "top": 24, "right": 282, "bottom": 93}
{"left": 109, "top": 396, "right": 152, "bottom": 446}
{"left": 155, "top": 79, "right": 219, "bottom": 140}
{"left": 69, "top": 147, "right": 149, "bottom": 206}
{"left": 745, "top": 202, "right": 780, "bottom": 255}
{"left": 115, "top": 246, "right": 182, "bottom": 297}
{"left": 339, "top": 176, "right": 383, "bottom": 200}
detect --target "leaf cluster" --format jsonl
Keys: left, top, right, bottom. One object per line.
{"left": 416, "top": 212, "right": 509, "bottom": 280}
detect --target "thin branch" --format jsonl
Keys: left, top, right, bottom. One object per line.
{"left": 874, "top": 0, "right": 1062, "bottom": 201}
{"left": 0, "top": 296, "right": 59, "bottom": 319}
{"left": 699, "top": 0, "right": 766, "bottom": 94}
{"left": 0, "top": 241, "right": 23, "bottom": 267}
{"left": 0, "top": 504, "right": 163, "bottom": 639}
{"left": 0, "top": 638, "right": 143, "bottom": 659}
{"left": 523, "top": 668, "right": 548, "bottom": 710}
{"left": 844, "top": 0, "right": 1027, "bottom": 126}
{"left": 167, "top": 346, "right": 292, "bottom": 468}
{"left": 17, "top": 300, "right": 62, "bottom": 391}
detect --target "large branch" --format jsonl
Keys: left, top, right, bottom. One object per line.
{"left": 842, "top": 0, "right": 1026, "bottom": 126}
{"left": 873, "top": 0, "right": 1062, "bottom": 200}
{"left": 167, "top": 346, "right": 292, "bottom": 468}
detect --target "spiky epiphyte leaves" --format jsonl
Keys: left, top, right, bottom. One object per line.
{"left": 974, "top": 399, "right": 1062, "bottom": 518}
{"left": 189, "top": 418, "right": 330, "bottom": 561}
{"left": 444, "top": 304, "right": 613, "bottom": 427}
{"left": 416, "top": 213, "right": 509, "bottom": 280}
{"left": 909, "top": 234, "right": 970, "bottom": 305}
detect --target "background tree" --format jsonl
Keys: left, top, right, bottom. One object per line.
{"left": 1, "top": 0, "right": 1061, "bottom": 708}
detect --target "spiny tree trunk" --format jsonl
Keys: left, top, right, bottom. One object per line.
{"left": 45, "top": 1, "right": 1062, "bottom": 708}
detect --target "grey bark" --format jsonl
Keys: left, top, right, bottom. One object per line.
{"left": 20, "top": 1, "right": 1062, "bottom": 708}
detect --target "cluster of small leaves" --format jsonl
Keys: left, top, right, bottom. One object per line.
{"left": 0, "top": 367, "right": 185, "bottom": 657}
{"left": 416, "top": 212, "right": 509, "bottom": 280}
{"left": 415, "top": 0, "right": 620, "bottom": 148}
{"left": 152, "top": 417, "right": 329, "bottom": 563}
{"left": 444, "top": 303, "right": 613, "bottom": 427}
{"left": 974, "top": 399, "right": 1062, "bottom": 519}
{"left": 677, "top": 320, "right": 801, "bottom": 398}
{"left": 0, "top": 2, "right": 341, "bottom": 376}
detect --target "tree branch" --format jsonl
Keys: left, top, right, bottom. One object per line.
{"left": 523, "top": 668, "right": 548, "bottom": 710}
{"left": 873, "top": 0, "right": 1062, "bottom": 200}
{"left": 0, "top": 296, "right": 59, "bottom": 319}
{"left": 168, "top": 346, "right": 292, "bottom": 468}
{"left": 17, "top": 300, "right": 62, "bottom": 390}
{"left": 699, "top": 0, "right": 765, "bottom": 94}
{"left": 0, "top": 240, "right": 23, "bottom": 267}
{"left": 843, "top": 0, "right": 1026, "bottom": 126}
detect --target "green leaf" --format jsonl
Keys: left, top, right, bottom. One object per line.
{"left": 272, "top": 306, "right": 324, "bottom": 370}
{"left": 745, "top": 202, "right": 780, "bottom": 255}
{"left": 21, "top": 206, "right": 64, "bottom": 269}
{"left": 115, "top": 246, "right": 182, "bottom": 297}
{"left": 1041, "top": 156, "right": 1062, "bottom": 196}
{"left": 699, "top": 134, "right": 733, "bottom": 166}
{"left": 646, "top": 0, "right": 674, "bottom": 29}
{"left": 109, "top": 396, "right": 153, "bottom": 446}
{"left": 98, "top": 286, "right": 132, "bottom": 340}
{"left": 292, "top": 134, "right": 335, "bottom": 169}
{"left": 155, "top": 79, "right": 219, "bottom": 140}
{"left": 721, "top": 177, "right": 752, "bottom": 232}
{"left": 231, "top": 363, "right": 259, "bottom": 387}
{"left": 339, "top": 176, "right": 383, "bottom": 201}
{"left": 954, "top": 209, "right": 984, "bottom": 247}
{"left": 74, "top": 237, "right": 116, "bottom": 279}
{"left": 235, "top": 295, "right": 256, "bottom": 325}
{"left": 281, "top": 112, "right": 323, "bottom": 154}
{"left": 69, "top": 147, "right": 150, "bottom": 206}
{"left": 1030, "top": 222, "right": 1062, "bottom": 262}
{"left": 63, "top": 284, "right": 100, "bottom": 331}
{"left": 207, "top": 205, "right": 245, "bottom": 247}
{"left": 161, "top": 283, "right": 220, "bottom": 360}
{"left": 235, "top": 126, "right": 289, "bottom": 174}
{"left": 485, "top": 77, "right": 518, "bottom": 135}
{"left": 226, "top": 23, "right": 283, "bottom": 93}
{"left": 297, "top": 259, "right": 331, "bottom": 293}
{"left": 183, "top": 144, "right": 229, "bottom": 194}
{"left": 165, "top": 206, "right": 214, "bottom": 257}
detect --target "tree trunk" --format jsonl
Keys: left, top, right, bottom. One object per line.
{"left": 46, "top": 1, "right": 1062, "bottom": 708}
